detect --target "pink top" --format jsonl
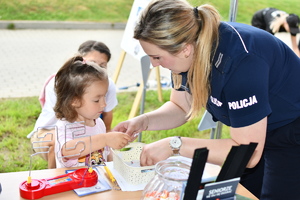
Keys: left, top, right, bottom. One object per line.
{"left": 38, "top": 74, "right": 56, "bottom": 108}
{"left": 55, "top": 118, "right": 109, "bottom": 168}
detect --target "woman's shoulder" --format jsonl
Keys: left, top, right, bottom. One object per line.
{"left": 219, "top": 22, "right": 280, "bottom": 52}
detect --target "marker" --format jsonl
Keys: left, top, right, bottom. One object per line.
{"left": 104, "top": 166, "right": 120, "bottom": 190}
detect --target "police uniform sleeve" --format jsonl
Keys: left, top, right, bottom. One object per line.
{"left": 222, "top": 55, "right": 272, "bottom": 128}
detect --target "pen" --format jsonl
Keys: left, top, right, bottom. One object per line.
{"left": 104, "top": 166, "right": 121, "bottom": 190}
{"left": 104, "top": 166, "right": 116, "bottom": 183}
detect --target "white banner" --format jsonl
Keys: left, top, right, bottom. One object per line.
{"left": 121, "top": 0, "right": 151, "bottom": 60}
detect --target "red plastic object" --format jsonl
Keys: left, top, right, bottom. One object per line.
{"left": 19, "top": 168, "right": 98, "bottom": 199}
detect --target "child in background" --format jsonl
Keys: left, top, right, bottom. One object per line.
{"left": 78, "top": 40, "right": 118, "bottom": 132}
{"left": 54, "top": 55, "right": 130, "bottom": 168}
{"left": 251, "top": 8, "right": 300, "bottom": 56}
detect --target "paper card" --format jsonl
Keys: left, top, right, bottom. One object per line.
{"left": 65, "top": 168, "right": 111, "bottom": 197}
{"left": 105, "top": 162, "right": 148, "bottom": 191}
{"left": 199, "top": 177, "right": 240, "bottom": 200}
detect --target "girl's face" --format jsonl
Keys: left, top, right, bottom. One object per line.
{"left": 83, "top": 50, "right": 109, "bottom": 69}
{"left": 73, "top": 80, "right": 108, "bottom": 124}
{"left": 139, "top": 40, "right": 193, "bottom": 74}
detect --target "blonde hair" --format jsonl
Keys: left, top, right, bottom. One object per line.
{"left": 270, "top": 11, "right": 288, "bottom": 33}
{"left": 134, "top": 0, "right": 220, "bottom": 120}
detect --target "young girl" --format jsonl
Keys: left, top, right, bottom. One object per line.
{"left": 28, "top": 40, "right": 118, "bottom": 169}
{"left": 54, "top": 55, "right": 130, "bottom": 168}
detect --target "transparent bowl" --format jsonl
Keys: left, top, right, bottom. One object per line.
{"left": 141, "top": 157, "right": 191, "bottom": 200}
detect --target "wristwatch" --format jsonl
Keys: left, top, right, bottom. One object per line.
{"left": 169, "top": 136, "right": 182, "bottom": 156}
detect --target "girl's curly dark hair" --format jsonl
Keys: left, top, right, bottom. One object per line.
{"left": 54, "top": 55, "right": 108, "bottom": 122}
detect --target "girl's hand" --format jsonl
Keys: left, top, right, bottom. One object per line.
{"left": 105, "top": 132, "right": 131, "bottom": 149}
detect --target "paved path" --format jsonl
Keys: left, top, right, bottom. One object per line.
{"left": 0, "top": 25, "right": 296, "bottom": 99}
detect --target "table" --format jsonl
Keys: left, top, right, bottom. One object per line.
{"left": 0, "top": 165, "right": 258, "bottom": 200}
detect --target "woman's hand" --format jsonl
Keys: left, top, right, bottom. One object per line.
{"left": 140, "top": 137, "right": 173, "bottom": 166}
{"left": 113, "top": 115, "right": 148, "bottom": 141}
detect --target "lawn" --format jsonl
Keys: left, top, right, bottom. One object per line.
{"left": 0, "top": 0, "right": 299, "bottom": 25}
{"left": 0, "top": 90, "right": 230, "bottom": 172}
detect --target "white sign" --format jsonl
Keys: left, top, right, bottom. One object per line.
{"left": 197, "top": 177, "right": 240, "bottom": 200}
{"left": 121, "top": 0, "right": 151, "bottom": 60}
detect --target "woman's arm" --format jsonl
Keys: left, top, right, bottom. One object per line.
{"left": 141, "top": 117, "right": 267, "bottom": 168}
{"left": 146, "top": 89, "right": 191, "bottom": 130}
{"left": 181, "top": 117, "right": 266, "bottom": 167}
{"left": 113, "top": 89, "right": 191, "bottom": 137}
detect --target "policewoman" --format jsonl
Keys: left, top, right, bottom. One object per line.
{"left": 113, "top": 0, "right": 300, "bottom": 199}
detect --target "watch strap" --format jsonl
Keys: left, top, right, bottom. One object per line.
{"left": 172, "top": 149, "right": 180, "bottom": 156}
{"left": 170, "top": 136, "right": 181, "bottom": 156}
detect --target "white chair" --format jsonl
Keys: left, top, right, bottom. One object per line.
{"left": 198, "top": 110, "right": 222, "bottom": 139}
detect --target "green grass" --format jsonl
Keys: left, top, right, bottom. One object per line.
{"left": 193, "top": 0, "right": 300, "bottom": 24}
{"left": 0, "top": 0, "right": 299, "bottom": 24}
{"left": 0, "top": 0, "right": 132, "bottom": 22}
{"left": 0, "top": 97, "right": 48, "bottom": 172}
{"left": 0, "top": 90, "right": 230, "bottom": 173}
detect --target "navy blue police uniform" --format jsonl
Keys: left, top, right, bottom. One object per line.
{"left": 173, "top": 22, "right": 300, "bottom": 199}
